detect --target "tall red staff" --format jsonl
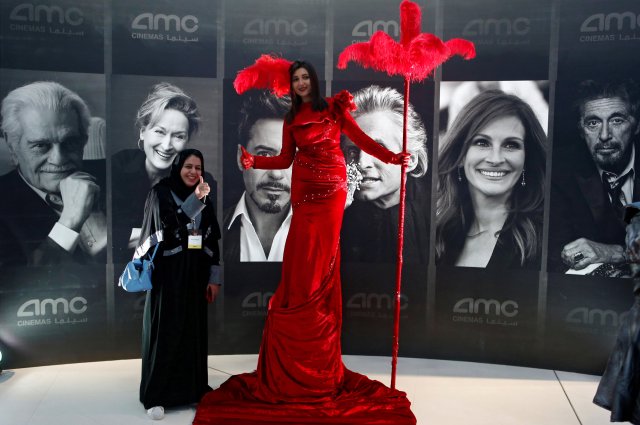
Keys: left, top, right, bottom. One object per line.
{"left": 337, "top": 0, "right": 475, "bottom": 389}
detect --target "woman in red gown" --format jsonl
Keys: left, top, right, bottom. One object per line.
{"left": 194, "top": 60, "right": 416, "bottom": 424}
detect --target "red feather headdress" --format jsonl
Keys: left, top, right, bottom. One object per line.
{"left": 233, "top": 54, "right": 293, "bottom": 97}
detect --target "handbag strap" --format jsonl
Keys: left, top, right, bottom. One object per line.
{"left": 148, "top": 243, "right": 160, "bottom": 262}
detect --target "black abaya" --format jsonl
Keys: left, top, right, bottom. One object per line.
{"left": 138, "top": 182, "right": 221, "bottom": 409}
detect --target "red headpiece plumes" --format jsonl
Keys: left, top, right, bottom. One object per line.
{"left": 337, "top": 0, "right": 475, "bottom": 82}
{"left": 233, "top": 54, "right": 293, "bottom": 97}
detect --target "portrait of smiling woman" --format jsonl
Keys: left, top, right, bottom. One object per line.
{"left": 436, "top": 90, "right": 547, "bottom": 269}
{"left": 112, "top": 82, "right": 215, "bottom": 262}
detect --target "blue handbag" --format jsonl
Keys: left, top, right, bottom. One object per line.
{"left": 119, "top": 244, "right": 160, "bottom": 292}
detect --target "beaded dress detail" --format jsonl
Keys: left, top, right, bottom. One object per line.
{"left": 194, "top": 91, "right": 416, "bottom": 424}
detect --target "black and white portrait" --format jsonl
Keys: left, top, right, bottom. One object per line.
{"left": 223, "top": 90, "right": 292, "bottom": 262}
{"left": 338, "top": 82, "right": 432, "bottom": 264}
{"left": 0, "top": 71, "right": 107, "bottom": 268}
{"left": 548, "top": 78, "right": 640, "bottom": 277}
{"left": 110, "top": 76, "right": 220, "bottom": 264}
{"left": 436, "top": 81, "right": 548, "bottom": 269}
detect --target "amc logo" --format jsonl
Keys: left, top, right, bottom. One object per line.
{"left": 462, "top": 18, "right": 530, "bottom": 36}
{"left": 243, "top": 18, "right": 307, "bottom": 37}
{"left": 453, "top": 297, "right": 519, "bottom": 317}
{"left": 565, "top": 307, "right": 627, "bottom": 327}
{"left": 132, "top": 13, "right": 199, "bottom": 33}
{"left": 10, "top": 3, "right": 84, "bottom": 26}
{"left": 17, "top": 297, "right": 88, "bottom": 317}
{"left": 580, "top": 12, "right": 640, "bottom": 32}
{"left": 241, "top": 291, "right": 274, "bottom": 308}
{"left": 346, "top": 293, "right": 408, "bottom": 310}
{"left": 352, "top": 20, "right": 399, "bottom": 38}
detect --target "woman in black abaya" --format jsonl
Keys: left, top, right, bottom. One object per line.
{"left": 135, "top": 149, "right": 221, "bottom": 419}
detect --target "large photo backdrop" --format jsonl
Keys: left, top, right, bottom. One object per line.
{"left": 1, "top": 0, "right": 639, "bottom": 375}
{"left": 0, "top": 69, "right": 108, "bottom": 367}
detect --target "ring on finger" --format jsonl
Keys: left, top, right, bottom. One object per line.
{"left": 573, "top": 252, "right": 584, "bottom": 262}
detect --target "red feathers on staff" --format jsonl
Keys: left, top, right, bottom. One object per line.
{"left": 337, "top": 0, "right": 475, "bottom": 82}
{"left": 336, "top": 0, "right": 476, "bottom": 391}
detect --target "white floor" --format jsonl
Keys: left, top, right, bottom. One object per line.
{"left": 0, "top": 354, "right": 625, "bottom": 425}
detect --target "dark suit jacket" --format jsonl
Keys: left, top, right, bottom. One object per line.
{"left": 548, "top": 147, "right": 640, "bottom": 272}
{"left": 0, "top": 161, "right": 106, "bottom": 267}
{"left": 341, "top": 177, "right": 430, "bottom": 264}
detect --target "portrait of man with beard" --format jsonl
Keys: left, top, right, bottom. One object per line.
{"left": 549, "top": 79, "right": 640, "bottom": 275}
{"left": 223, "top": 92, "right": 292, "bottom": 262}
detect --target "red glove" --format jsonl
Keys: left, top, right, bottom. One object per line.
{"left": 239, "top": 145, "right": 255, "bottom": 169}
{"left": 392, "top": 152, "right": 411, "bottom": 167}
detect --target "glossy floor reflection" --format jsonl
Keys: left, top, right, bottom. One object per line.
{"left": 0, "top": 354, "right": 625, "bottom": 425}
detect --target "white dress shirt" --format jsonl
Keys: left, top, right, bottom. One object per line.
{"left": 228, "top": 192, "right": 292, "bottom": 262}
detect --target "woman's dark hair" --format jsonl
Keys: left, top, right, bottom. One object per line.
{"left": 285, "top": 60, "right": 327, "bottom": 123}
{"left": 167, "top": 148, "right": 205, "bottom": 200}
{"left": 435, "top": 90, "right": 547, "bottom": 266}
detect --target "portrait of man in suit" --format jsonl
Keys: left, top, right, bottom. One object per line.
{"left": 223, "top": 91, "right": 292, "bottom": 262}
{"left": 0, "top": 81, "right": 107, "bottom": 267}
{"left": 548, "top": 79, "right": 640, "bottom": 275}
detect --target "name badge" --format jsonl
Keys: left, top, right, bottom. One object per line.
{"left": 188, "top": 235, "right": 203, "bottom": 249}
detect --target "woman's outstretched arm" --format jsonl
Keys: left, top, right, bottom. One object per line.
{"left": 241, "top": 121, "right": 296, "bottom": 170}
{"left": 341, "top": 111, "right": 407, "bottom": 165}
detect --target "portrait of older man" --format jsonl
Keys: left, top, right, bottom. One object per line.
{"left": 0, "top": 81, "right": 106, "bottom": 267}
{"left": 223, "top": 92, "right": 292, "bottom": 262}
{"left": 549, "top": 79, "right": 640, "bottom": 275}
{"left": 340, "top": 85, "right": 430, "bottom": 263}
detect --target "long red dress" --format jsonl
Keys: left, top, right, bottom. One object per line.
{"left": 194, "top": 91, "right": 416, "bottom": 425}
